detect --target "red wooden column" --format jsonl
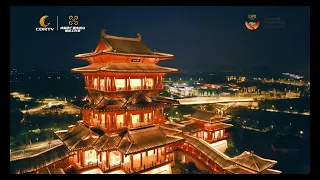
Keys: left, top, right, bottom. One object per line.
{"left": 77, "top": 150, "right": 80, "bottom": 164}
{"left": 106, "top": 77, "right": 110, "bottom": 91}
{"left": 124, "top": 112, "right": 128, "bottom": 127}
{"left": 125, "top": 78, "right": 128, "bottom": 90}
{"left": 81, "top": 150, "right": 85, "bottom": 167}
{"left": 113, "top": 114, "right": 117, "bottom": 129}
{"left": 156, "top": 148, "right": 159, "bottom": 162}
{"left": 121, "top": 153, "right": 124, "bottom": 164}
{"left": 144, "top": 77, "right": 147, "bottom": 89}
{"left": 130, "top": 114, "right": 133, "bottom": 128}
{"left": 104, "top": 77, "right": 106, "bottom": 91}
{"left": 97, "top": 76, "right": 100, "bottom": 90}
{"left": 140, "top": 78, "right": 143, "bottom": 90}
{"left": 156, "top": 76, "right": 159, "bottom": 88}
{"left": 140, "top": 152, "right": 143, "bottom": 167}
{"left": 91, "top": 76, "right": 94, "bottom": 89}
{"left": 128, "top": 77, "right": 131, "bottom": 90}
{"left": 130, "top": 154, "right": 134, "bottom": 169}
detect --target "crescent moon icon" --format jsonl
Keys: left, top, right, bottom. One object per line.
{"left": 39, "top": 15, "right": 50, "bottom": 28}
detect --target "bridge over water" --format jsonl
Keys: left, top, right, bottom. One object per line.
{"left": 177, "top": 97, "right": 255, "bottom": 105}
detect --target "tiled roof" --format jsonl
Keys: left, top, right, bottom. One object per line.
{"left": 10, "top": 145, "right": 71, "bottom": 174}
{"left": 71, "top": 63, "right": 178, "bottom": 73}
{"left": 74, "top": 30, "right": 174, "bottom": 59}
{"left": 117, "top": 125, "right": 184, "bottom": 155}
{"left": 189, "top": 110, "right": 230, "bottom": 123}
{"left": 84, "top": 92, "right": 178, "bottom": 111}
{"left": 178, "top": 123, "right": 203, "bottom": 133}
{"left": 224, "top": 165, "right": 255, "bottom": 174}
{"left": 159, "top": 126, "right": 182, "bottom": 136}
{"left": 260, "top": 169, "right": 282, "bottom": 174}
{"left": 183, "top": 134, "right": 234, "bottom": 169}
{"left": 55, "top": 124, "right": 99, "bottom": 151}
{"left": 230, "top": 151, "right": 277, "bottom": 172}
{"left": 102, "top": 34, "right": 154, "bottom": 55}
{"left": 204, "top": 122, "right": 233, "bottom": 132}
{"left": 93, "top": 134, "right": 122, "bottom": 152}
{"left": 38, "top": 167, "right": 65, "bottom": 174}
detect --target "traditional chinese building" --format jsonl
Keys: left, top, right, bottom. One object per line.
{"left": 55, "top": 29, "right": 184, "bottom": 174}
{"left": 10, "top": 29, "right": 281, "bottom": 175}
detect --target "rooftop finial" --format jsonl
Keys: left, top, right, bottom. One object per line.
{"left": 101, "top": 29, "right": 107, "bottom": 38}
{"left": 137, "top": 33, "right": 142, "bottom": 41}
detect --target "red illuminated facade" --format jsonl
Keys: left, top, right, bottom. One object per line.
{"left": 10, "top": 29, "right": 281, "bottom": 175}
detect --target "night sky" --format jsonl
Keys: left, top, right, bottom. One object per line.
{"left": 10, "top": 6, "right": 310, "bottom": 74}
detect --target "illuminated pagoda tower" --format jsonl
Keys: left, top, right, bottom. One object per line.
{"left": 55, "top": 29, "right": 184, "bottom": 174}
{"left": 10, "top": 29, "right": 281, "bottom": 175}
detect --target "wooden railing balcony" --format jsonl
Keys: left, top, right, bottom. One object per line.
{"left": 120, "top": 156, "right": 173, "bottom": 174}
{"left": 98, "top": 162, "right": 121, "bottom": 172}
{"left": 116, "top": 122, "right": 126, "bottom": 129}
{"left": 75, "top": 161, "right": 99, "bottom": 171}
{"left": 85, "top": 85, "right": 163, "bottom": 92}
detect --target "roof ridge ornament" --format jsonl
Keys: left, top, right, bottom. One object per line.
{"left": 137, "top": 33, "right": 142, "bottom": 41}
{"left": 101, "top": 29, "right": 108, "bottom": 38}
{"left": 101, "top": 29, "right": 142, "bottom": 41}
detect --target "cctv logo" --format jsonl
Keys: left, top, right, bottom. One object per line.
{"left": 36, "top": 15, "right": 54, "bottom": 32}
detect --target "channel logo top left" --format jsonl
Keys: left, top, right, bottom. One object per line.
{"left": 36, "top": 15, "right": 55, "bottom": 32}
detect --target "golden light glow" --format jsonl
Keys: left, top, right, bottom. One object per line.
{"left": 116, "top": 114, "right": 124, "bottom": 125}
{"left": 132, "top": 114, "right": 140, "bottom": 124}
{"left": 115, "top": 79, "right": 125, "bottom": 90}
{"left": 130, "top": 79, "right": 141, "bottom": 90}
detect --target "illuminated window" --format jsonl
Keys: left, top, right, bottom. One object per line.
{"left": 148, "top": 150, "right": 154, "bottom": 156}
{"left": 116, "top": 114, "right": 124, "bottom": 126}
{"left": 124, "top": 155, "right": 130, "bottom": 163}
{"left": 115, "top": 79, "right": 125, "bottom": 90}
{"left": 101, "top": 152, "right": 106, "bottom": 162}
{"left": 145, "top": 78, "right": 153, "bottom": 89}
{"left": 204, "top": 132, "right": 208, "bottom": 139}
{"left": 84, "top": 150, "right": 97, "bottom": 165}
{"left": 215, "top": 131, "right": 220, "bottom": 139}
{"left": 130, "top": 79, "right": 141, "bottom": 90}
{"left": 133, "top": 154, "right": 140, "bottom": 160}
{"left": 101, "top": 114, "right": 105, "bottom": 128}
{"left": 94, "top": 114, "right": 98, "bottom": 126}
{"left": 132, "top": 114, "right": 140, "bottom": 124}
{"left": 220, "top": 130, "right": 224, "bottom": 137}
{"left": 144, "top": 113, "right": 148, "bottom": 123}
{"left": 109, "top": 151, "right": 121, "bottom": 166}
{"left": 100, "top": 79, "right": 105, "bottom": 91}
{"left": 94, "top": 78, "right": 98, "bottom": 89}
